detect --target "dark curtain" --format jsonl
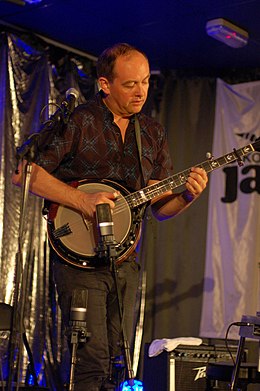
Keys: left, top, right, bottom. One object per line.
{"left": 140, "top": 76, "right": 216, "bottom": 343}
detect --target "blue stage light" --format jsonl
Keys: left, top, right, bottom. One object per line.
{"left": 120, "top": 379, "right": 144, "bottom": 391}
{"left": 24, "top": 0, "right": 42, "bottom": 3}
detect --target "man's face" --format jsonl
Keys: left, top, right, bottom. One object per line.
{"left": 100, "top": 51, "right": 150, "bottom": 117}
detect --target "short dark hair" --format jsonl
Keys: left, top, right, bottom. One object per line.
{"left": 96, "top": 43, "right": 148, "bottom": 81}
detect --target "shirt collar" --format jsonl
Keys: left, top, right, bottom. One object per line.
{"left": 96, "top": 90, "right": 139, "bottom": 124}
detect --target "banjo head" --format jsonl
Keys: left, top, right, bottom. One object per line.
{"left": 47, "top": 179, "right": 141, "bottom": 269}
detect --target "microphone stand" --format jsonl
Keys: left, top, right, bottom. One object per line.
{"left": 7, "top": 143, "right": 37, "bottom": 391}
{"left": 109, "top": 247, "right": 135, "bottom": 387}
{"left": 7, "top": 96, "right": 72, "bottom": 391}
{"left": 95, "top": 205, "right": 135, "bottom": 387}
{"left": 68, "top": 289, "right": 91, "bottom": 391}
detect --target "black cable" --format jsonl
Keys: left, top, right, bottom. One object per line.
{"left": 224, "top": 322, "right": 254, "bottom": 365}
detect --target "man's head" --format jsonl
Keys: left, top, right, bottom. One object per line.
{"left": 96, "top": 43, "right": 148, "bottom": 82}
{"left": 97, "top": 43, "right": 150, "bottom": 117}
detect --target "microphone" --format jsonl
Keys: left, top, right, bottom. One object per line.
{"left": 68, "top": 289, "right": 90, "bottom": 360}
{"left": 96, "top": 203, "right": 115, "bottom": 243}
{"left": 95, "top": 203, "right": 117, "bottom": 259}
{"left": 70, "top": 288, "right": 88, "bottom": 326}
{"left": 62, "top": 88, "right": 79, "bottom": 124}
{"left": 65, "top": 88, "right": 79, "bottom": 115}
{"left": 16, "top": 89, "right": 79, "bottom": 164}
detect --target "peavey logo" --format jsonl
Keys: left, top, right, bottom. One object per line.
{"left": 221, "top": 132, "right": 260, "bottom": 203}
{"left": 192, "top": 365, "right": 207, "bottom": 381}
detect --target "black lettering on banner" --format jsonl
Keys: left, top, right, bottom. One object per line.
{"left": 240, "top": 166, "right": 260, "bottom": 194}
{"left": 221, "top": 164, "right": 260, "bottom": 203}
{"left": 221, "top": 166, "right": 237, "bottom": 203}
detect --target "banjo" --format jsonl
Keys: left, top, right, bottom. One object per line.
{"left": 47, "top": 140, "right": 259, "bottom": 269}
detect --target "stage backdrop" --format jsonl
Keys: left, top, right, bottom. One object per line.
{"left": 200, "top": 78, "right": 260, "bottom": 339}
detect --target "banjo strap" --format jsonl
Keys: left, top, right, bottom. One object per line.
{"left": 134, "top": 115, "right": 146, "bottom": 188}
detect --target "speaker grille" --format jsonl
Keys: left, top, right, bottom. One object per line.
{"left": 143, "top": 343, "right": 239, "bottom": 391}
{"left": 174, "top": 359, "right": 228, "bottom": 391}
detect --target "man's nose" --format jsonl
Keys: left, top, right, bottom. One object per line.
{"left": 135, "top": 83, "right": 145, "bottom": 96}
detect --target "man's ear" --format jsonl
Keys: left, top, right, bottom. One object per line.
{"left": 98, "top": 77, "right": 110, "bottom": 94}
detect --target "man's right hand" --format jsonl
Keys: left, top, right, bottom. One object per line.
{"left": 76, "top": 190, "right": 119, "bottom": 219}
{"left": 12, "top": 161, "right": 120, "bottom": 220}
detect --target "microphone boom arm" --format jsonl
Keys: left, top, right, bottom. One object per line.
{"left": 16, "top": 88, "right": 79, "bottom": 167}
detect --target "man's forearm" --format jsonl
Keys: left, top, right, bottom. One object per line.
{"left": 12, "top": 161, "right": 83, "bottom": 209}
{"left": 151, "top": 190, "right": 197, "bottom": 221}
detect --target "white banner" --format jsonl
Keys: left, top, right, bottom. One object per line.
{"left": 200, "top": 78, "right": 260, "bottom": 339}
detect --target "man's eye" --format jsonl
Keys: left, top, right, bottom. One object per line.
{"left": 125, "top": 83, "right": 135, "bottom": 88}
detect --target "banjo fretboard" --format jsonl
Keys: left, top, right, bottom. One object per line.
{"left": 126, "top": 142, "right": 258, "bottom": 209}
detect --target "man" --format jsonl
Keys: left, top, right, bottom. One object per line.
{"left": 12, "top": 43, "right": 208, "bottom": 390}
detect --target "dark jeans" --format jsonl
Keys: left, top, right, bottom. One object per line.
{"left": 52, "top": 256, "right": 140, "bottom": 391}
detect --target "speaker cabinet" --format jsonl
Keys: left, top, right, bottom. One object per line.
{"left": 142, "top": 343, "right": 239, "bottom": 391}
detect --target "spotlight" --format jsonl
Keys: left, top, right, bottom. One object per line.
{"left": 24, "top": 0, "right": 42, "bottom": 3}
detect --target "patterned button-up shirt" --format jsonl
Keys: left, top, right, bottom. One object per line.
{"left": 36, "top": 92, "right": 173, "bottom": 192}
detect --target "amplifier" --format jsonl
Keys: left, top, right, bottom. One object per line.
{"left": 142, "top": 343, "right": 239, "bottom": 391}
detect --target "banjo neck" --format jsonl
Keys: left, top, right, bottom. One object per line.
{"left": 125, "top": 141, "right": 258, "bottom": 209}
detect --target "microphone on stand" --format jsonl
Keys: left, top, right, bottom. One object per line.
{"left": 96, "top": 203, "right": 115, "bottom": 241}
{"left": 68, "top": 289, "right": 89, "bottom": 391}
{"left": 16, "top": 88, "right": 79, "bottom": 162}
{"left": 64, "top": 88, "right": 79, "bottom": 121}
{"left": 69, "top": 288, "right": 90, "bottom": 343}
{"left": 95, "top": 203, "right": 117, "bottom": 260}
{"left": 70, "top": 288, "right": 88, "bottom": 326}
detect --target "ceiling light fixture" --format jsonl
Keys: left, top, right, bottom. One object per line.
{"left": 206, "top": 18, "right": 249, "bottom": 48}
